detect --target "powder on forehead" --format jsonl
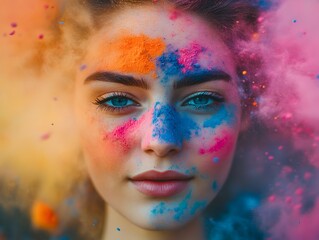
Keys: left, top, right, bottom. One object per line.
{"left": 96, "top": 34, "right": 166, "bottom": 75}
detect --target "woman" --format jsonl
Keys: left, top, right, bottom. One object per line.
{"left": 70, "top": 0, "right": 261, "bottom": 239}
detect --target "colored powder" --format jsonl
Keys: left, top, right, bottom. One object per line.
{"left": 109, "top": 118, "right": 138, "bottom": 152}
{"left": 190, "top": 201, "right": 207, "bottom": 215}
{"left": 199, "top": 135, "right": 229, "bottom": 155}
{"left": 151, "top": 202, "right": 167, "bottom": 216}
{"left": 203, "top": 105, "right": 237, "bottom": 129}
{"left": 156, "top": 47, "right": 183, "bottom": 83}
{"left": 31, "top": 201, "right": 58, "bottom": 232}
{"left": 173, "top": 190, "right": 192, "bottom": 221}
{"left": 213, "top": 157, "right": 220, "bottom": 163}
{"left": 40, "top": 132, "right": 51, "bottom": 141}
{"left": 169, "top": 10, "right": 180, "bottom": 20}
{"left": 151, "top": 103, "right": 200, "bottom": 143}
{"left": 116, "top": 227, "right": 121, "bottom": 231}
{"left": 103, "top": 34, "right": 165, "bottom": 75}
{"left": 212, "top": 180, "right": 219, "bottom": 191}
{"left": 178, "top": 42, "right": 204, "bottom": 73}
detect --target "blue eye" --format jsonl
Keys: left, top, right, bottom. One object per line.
{"left": 182, "top": 92, "right": 224, "bottom": 110}
{"left": 94, "top": 92, "right": 139, "bottom": 113}
{"left": 105, "top": 96, "right": 135, "bottom": 107}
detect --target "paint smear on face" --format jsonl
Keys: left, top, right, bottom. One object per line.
{"left": 151, "top": 102, "right": 200, "bottom": 143}
{"left": 203, "top": 105, "right": 238, "bottom": 129}
{"left": 156, "top": 42, "right": 206, "bottom": 82}
{"left": 99, "top": 34, "right": 165, "bottom": 75}
{"left": 178, "top": 42, "right": 204, "bottom": 73}
{"left": 104, "top": 116, "right": 145, "bottom": 152}
{"left": 199, "top": 134, "right": 232, "bottom": 155}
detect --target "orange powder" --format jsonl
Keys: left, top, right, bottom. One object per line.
{"left": 98, "top": 34, "right": 166, "bottom": 75}
{"left": 31, "top": 201, "right": 59, "bottom": 232}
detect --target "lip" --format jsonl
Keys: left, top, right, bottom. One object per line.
{"left": 130, "top": 170, "right": 193, "bottom": 197}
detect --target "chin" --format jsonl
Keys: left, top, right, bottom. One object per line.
{"left": 122, "top": 204, "right": 203, "bottom": 231}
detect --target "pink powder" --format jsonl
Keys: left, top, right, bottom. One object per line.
{"left": 109, "top": 118, "right": 138, "bottom": 152}
{"left": 40, "top": 132, "right": 51, "bottom": 141}
{"left": 198, "top": 135, "right": 229, "bottom": 155}
{"left": 178, "top": 42, "right": 203, "bottom": 73}
{"left": 169, "top": 10, "right": 180, "bottom": 20}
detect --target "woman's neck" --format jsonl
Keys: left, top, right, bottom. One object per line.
{"left": 101, "top": 204, "right": 206, "bottom": 240}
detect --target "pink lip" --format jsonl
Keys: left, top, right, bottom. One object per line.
{"left": 130, "top": 170, "right": 193, "bottom": 197}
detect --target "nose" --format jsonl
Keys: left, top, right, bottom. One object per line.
{"left": 141, "top": 103, "right": 182, "bottom": 157}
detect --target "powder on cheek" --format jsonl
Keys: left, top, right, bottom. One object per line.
{"left": 198, "top": 130, "right": 236, "bottom": 156}
{"left": 104, "top": 116, "right": 145, "bottom": 152}
{"left": 98, "top": 34, "right": 166, "bottom": 75}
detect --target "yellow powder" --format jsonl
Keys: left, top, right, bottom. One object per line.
{"left": 99, "top": 34, "right": 166, "bottom": 75}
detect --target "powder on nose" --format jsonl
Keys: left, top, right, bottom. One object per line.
{"left": 101, "top": 34, "right": 166, "bottom": 75}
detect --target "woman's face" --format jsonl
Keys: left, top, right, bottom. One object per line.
{"left": 75, "top": 4, "right": 242, "bottom": 229}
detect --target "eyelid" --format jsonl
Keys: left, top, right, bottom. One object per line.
{"left": 94, "top": 91, "right": 140, "bottom": 105}
{"left": 180, "top": 91, "right": 225, "bottom": 106}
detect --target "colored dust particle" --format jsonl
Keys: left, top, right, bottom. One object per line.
{"left": 31, "top": 201, "right": 58, "bottom": 232}
{"left": 212, "top": 157, "right": 220, "bottom": 163}
{"left": 292, "top": 19, "right": 297, "bottom": 23}
{"left": 38, "top": 34, "right": 44, "bottom": 39}
{"left": 116, "top": 227, "right": 121, "bottom": 231}
{"left": 105, "top": 34, "right": 165, "bottom": 75}
{"left": 11, "top": 22, "right": 17, "bottom": 28}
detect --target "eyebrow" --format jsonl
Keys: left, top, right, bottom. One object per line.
{"left": 84, "top": 70, "right": 231, "bottom": 89}
{"left": 173, "top": 70, "right": 231, "bottom": 89}
{"left": 85, "top": 71, "right": 149, "bottom": 89}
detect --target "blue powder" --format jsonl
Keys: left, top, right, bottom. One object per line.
{"left": 116, "top": 227, "right": 121, "bottom": 232}
{"left": 212, "top": 180, "right": 219, "bottom": 191}
{"left": 292, "top": 19, "right": 297, "bottom": 23}
{"left": 151, "top": 202, "right": 167, "bottom": 216}
{"left": 173, "top": 190, "right": 192, "bottom": 221}
{"left": 256, "top": 0, "right": 273, "bottom": 10}
{"left": 190, "top": 201, "right": 207, "bottom": 216}
{"left": 203, "top": 105, "right": 237, "bottom": 129}
{"left": 152, "top": 103, "right": 200, "bottom": 144}
{"left": 316, "top": 74, "right": 319, "bottom": 79}
{"left": 213, "top": 157, "right": 220, "bottom": 163}
{"left": 156, "top": 47, "right": 183, "bottom": 84}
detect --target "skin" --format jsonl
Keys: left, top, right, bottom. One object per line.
{"left": 75, "top": 3, "right": 243, "bottom": 240}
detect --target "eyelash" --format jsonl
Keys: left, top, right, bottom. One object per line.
{"left": 93, "top": 91, "right": 225, "bottom": 113}
{"left": 181, "top": 91, "right": 225, "bottom": 110}
{"left": 93, "top": 92, "right": 139, "bottom": 113}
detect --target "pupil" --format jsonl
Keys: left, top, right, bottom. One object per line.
{"left": 194, "top": 96, "right": 208, "bottom": 104}
{"left": 112, "top": 97, "right": 128, "bottom": 106}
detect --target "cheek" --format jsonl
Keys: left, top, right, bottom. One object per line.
{"left": 195, "top": 127, "right": 238, "bottom": 175}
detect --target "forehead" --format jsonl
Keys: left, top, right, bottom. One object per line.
{"left": 84, "top": 4, "right": 235, "bottom": 78}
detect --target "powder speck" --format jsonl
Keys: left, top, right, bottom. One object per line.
{"left": 31, "top": 201, "right": 58, "bottom": 232}
{"left": 10, "top": 22, "right": 17, "bottom": 28}
{"left": 212, "top": 157, "right": 220, "bottom": 163}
